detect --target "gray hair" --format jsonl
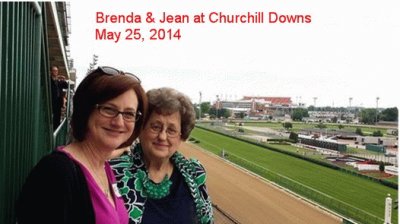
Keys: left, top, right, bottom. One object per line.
{"left": 145, "top": 87, "right": 195, "bottom": 140}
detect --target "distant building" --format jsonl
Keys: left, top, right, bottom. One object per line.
{"left": 355, "top": 136, "right": 397, "bottom": 147}
{"left": 305, "top": 111, "right": 355, "bottom": 123}
{"left": 213, "top": 96, "right": 293, "bottom": 119}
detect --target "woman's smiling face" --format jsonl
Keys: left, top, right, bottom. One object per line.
{"left": 140, "top": 111, "right": 182, "bottom": 161}
{"left": 86, "top": 89, "right": 138, "bottom": 150}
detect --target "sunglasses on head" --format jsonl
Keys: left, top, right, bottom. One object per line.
{"left": 88, "top": 66, "right": 141, "bottom": 83}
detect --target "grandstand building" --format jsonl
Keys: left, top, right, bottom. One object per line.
{"left": 213, "top": 96, "right": 294, "bottom": 118}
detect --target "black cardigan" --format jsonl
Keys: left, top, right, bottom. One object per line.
{"left": 16, "top": 151, "right": 95, "bottom": 224}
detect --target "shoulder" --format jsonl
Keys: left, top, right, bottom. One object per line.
{"left": 110, "top": 146, "right": 145, "bottom": 181}
{"left": 18, "top": 150, "right": 89, "bottom": 200}
{"left": 110, "top": 148, "right": 143, "bottom": 169}
{"left": 175, "top": 152, "right": 206, "bottom": 172}
{"left": 189, "top": 157, "right": 206, "bottom": 172}
{"left": 17, "top": 151, "right": 93, "bottom": 223}
{"left": 22, "top": 151, "right": 81, "bottom": 187}
{"left": 110, "top": 145, "right": 145, "bottom": 168}
{"left": 18, "top": 151, "right": 77, "bottom": 207}
{"left": 110, "top": 154, "right": 133, "bottom": 176}
{"left": 42, "top": 150, "right": 74, "bottom": 164}
{"left": 190, "top": 158, "right": 207, "bottom": 186}
{"left": 173, "top": 152, "right": 207, "bottom": 185}
{"left": 110, "top": 154, "right": 132, "bottom": 167}
{"left": 173, "top": 153, "right": 213, "bottom": 223}
{"left": 32, "top": 151, "right": 76, "bottom": 174}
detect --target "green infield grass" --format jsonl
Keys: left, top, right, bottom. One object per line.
{"left": 190, "top": 128, "right": 398, "bottom": 224}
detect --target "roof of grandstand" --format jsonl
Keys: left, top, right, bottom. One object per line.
{"left": 242, "top": 96, "right": 292, "bottom": 105}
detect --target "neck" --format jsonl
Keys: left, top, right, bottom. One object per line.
{"left": 66, "top": 142, "right": 114, "bottom": 203}
{"left": 74, "top": 141, "right": 109, "bottom": 168}
{"left": 145, "top": 157, "right": 170, "bottom": 170}
{"left": 143, "top": 154, "right": 173, "bottom": 183}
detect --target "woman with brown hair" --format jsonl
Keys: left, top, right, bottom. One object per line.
{"left": 17, "top": 66, "right": 147, "bottom": 224}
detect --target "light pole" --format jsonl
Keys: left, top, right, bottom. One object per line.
{"left": 216, "top": 95, "right": 219, "bottom": 120}
{"left": 199, "top": 91, "right": 202, "bottom": 120}
{"left": 348, "top": 97, "right": 353, "bottom": 121}
{"left": 313, "top": 97, "right": 317, "bottom": 108}
{"left": 299, "top": 96, "right": 302, "bottom": 107}
{"left": 349, "top": 97, "right": 352, "bottom": 108}
{"left": 376, "top": 97, "right": 380, "bottom": 125}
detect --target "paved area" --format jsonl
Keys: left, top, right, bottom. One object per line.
{"left": 180, "top": 142, "right": 341, "bottom": 224}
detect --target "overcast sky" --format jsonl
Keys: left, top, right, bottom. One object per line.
{"left": 69, "top": 0, "right": 399, "bottom": 108}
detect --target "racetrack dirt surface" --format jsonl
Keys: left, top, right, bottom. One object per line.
{"left": 180, "top": 142, "right": 341, "bottom": 224}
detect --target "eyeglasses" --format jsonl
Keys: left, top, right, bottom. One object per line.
{"left": 88, "top": 66, "right": 141, "bottom": 83}
{"left": 148, "top": 123, "right": 181, "bottom": 138}
{"left": 96, "top": 104, "right": 142, "bottom": 122}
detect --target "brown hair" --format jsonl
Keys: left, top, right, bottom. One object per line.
{"left": 71, "top": 69, "right": 147, "bottom": 148}
{"left": 144, "top": 87, "right": 195, "bottom": 140}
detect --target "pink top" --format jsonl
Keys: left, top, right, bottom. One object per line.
{"left": 58, "top": 147, "right": 128, "bottom": 224}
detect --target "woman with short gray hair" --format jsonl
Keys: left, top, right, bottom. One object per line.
{"left": 111, "top": 87, "right": 213, "bottom": 224}
{"left": 145, "top": 87, "right": 196, "bottom": 140}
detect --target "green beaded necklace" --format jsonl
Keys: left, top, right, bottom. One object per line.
{"left": 134, "top": 167, "right": 172, "bottom": 199}
{"left": 119, "top": 145, "right": 213, "bottom": 223}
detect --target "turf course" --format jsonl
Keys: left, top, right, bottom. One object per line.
{"left": 191, "top": 127, "right": 398, "bottom": 224}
